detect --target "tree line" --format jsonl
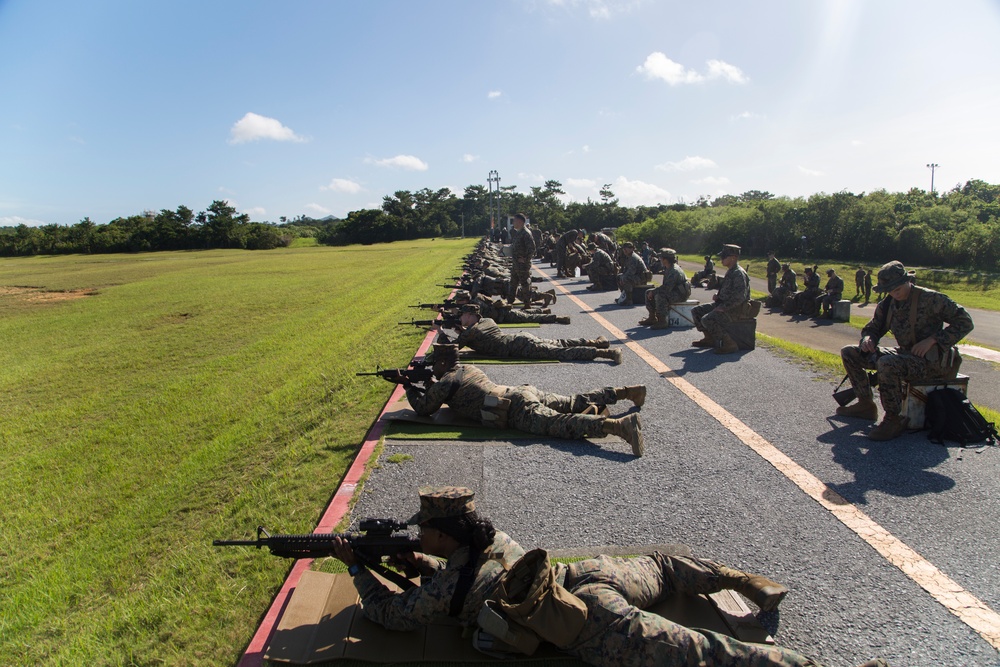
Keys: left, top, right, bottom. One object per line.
{"left": 3, "top": 180, "right": 999, "bottom": 269}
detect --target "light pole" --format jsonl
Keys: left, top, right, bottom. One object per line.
{"left": 926, "top": 163, "right": 939, "bottom": 194}
{"left": 487, "top": 170, "right": 500, "bottom": 238}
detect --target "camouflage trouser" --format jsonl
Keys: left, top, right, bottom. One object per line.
{"left": 508, "top": 266, "right": 532, "bottom": 303}
{"left": 767, "top": 274, "right": 777, "bottom": 294}
{"left": 816, "top": 292, "right": 841, "bottom": 314}
{"left": 506, "top": 335, "right": 602, "bottom": 361}
{"left": 507, "top": 386, "right": 617, "bottom": 439}
{"left": 841, "top": 345, "right": 951, "bottom": 416}
{"left": 563, "top": 554, "right": 822, "bottom": 667}
{"left": 645, "top": 290, "right": 672, "bottom": 318}
{"left": 692, "top": 304, "right": 733, "bottom": 340}
{"left": 499, "top": 309, "right": 557, "bottom": 324}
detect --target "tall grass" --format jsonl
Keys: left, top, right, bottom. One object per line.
{"left": 0, "top": 239, "right": 476, "bottom": 665}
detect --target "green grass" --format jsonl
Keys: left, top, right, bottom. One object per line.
{"left": 0, "top": 239, "right": 476, "bottom": 666}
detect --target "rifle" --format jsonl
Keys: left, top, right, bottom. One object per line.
{"left": 398, "top": 317, "right": 461, "bottom": 329}
{"left": 408, "top": 301, "right": 457, "bottom": 310}
{"left": 214, "top": 519, "right": 421, "bottom": 590}
{"left": 356, "top": 362, "right": 434, "bottom": 386}
{"left": 833, "top": 370, "right": 880, "bottom": 407}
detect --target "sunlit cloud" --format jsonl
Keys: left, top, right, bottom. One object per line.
{"left": 242, "top": 206, "right": 266, "bottom": 217}
{"left": 217, "top": 186, "right": 236, "bottom": 195}
{"left": 851, "top": 139, "right": 864, "bottom": 146}
{"left": 517, "top": 172, "right": 545, "bottom": 183}
{"left": 637, "top": 53, "right": 748, "bottom": 85}
{"left": 305, "top": 203, "right": 331, "bottom": 215}
{"left": 228, "top": 112, "right": 306, "bottom": 144}
{"left": 656, "top": 156, "right": 717, "bottom": 171}
{"left": 0, "top": 215, "right": 49, "bottom": 227}
{"left": 544, "top": 0, "right": 644, "bottom": 19}
{"left": 611, "top": 176, "right": 671, "bottom": 206}
{"left": 582, "top": 145, "right": 591, "bottom": 153}
{"left": 692, "top": 176, "right": 730, "bottom": 186}
{"left": 463, "top": 154, "right": 479, "bottom": 163}
{"left": 566, "top": 178, "right": 597, "bottom": 189}
{"left": 731, "top": 110, "right": 763, "bottom": 121}
{"left": 322, "top": 178, "right": 363, "bottom": 193}
{"left": 365, "top": 155, "right": 429, "bottom": 171}
{"left": 798, "top": 166, "right": 824, "bottom": 176}
{"left": 488, "top": 90, "right": 502, "bottom": 99}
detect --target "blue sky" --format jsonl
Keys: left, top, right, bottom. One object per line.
{"left": 2, "top": 0, "right": 999, "bottom": 227}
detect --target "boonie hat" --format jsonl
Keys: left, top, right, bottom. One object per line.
{"left": 719, "top": 244, "right": 741, "bottom": 259}
{"left": 408, "top": 486, "right": 476, "bottom": 525}
{"left": 874, "top": 261, "right": 912, "bottom": 293}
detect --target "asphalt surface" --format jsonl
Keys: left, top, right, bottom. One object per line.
{"left": 347, "top": 261, "right": 1000, "bottom": 667}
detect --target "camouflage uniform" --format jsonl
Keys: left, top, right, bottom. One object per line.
{"left": 405, "top": 364, "right": 620, "bottom": 439}
{"left": 692, "top": 263, "right": 750, "bottom": 340}
{"left": 473, "top": 296, "right": 559, "bottom": 324}
{"left": 355, "top": 528, "right": 822, "bottom": 667}
{"left": 618, "top": 251, "right": 649, "bottom": 294}
{"left": 508, "top": 225, "right": 536, "bottom": 303}
{"left": 793, "top": 271, "right": 820, "bottom": 315}
{"left": 816, "top": 273, "right": 844, "bottom": 315}
{"left": 766, "top": 256, "right": 781, "bottom": 294}
{"left": 555, "top": 231, "right": 580, "bottom": 277}
{"left": 352, "top": 530, "right": 526, "bottom": 629}
{"left": 692, "top": 257, "right": 715, "bottom": 285}
{"left": 769, "top": 267, "right": 797, "bottom": 307}
{"left": 454, "top": 318, "right": 606, "bottom": 361}
{"left": 855, "top": 268, "right": 866, "bottom": 297}
{"left": 841, "top": 285, "right": 973, "bottom": 416}
{"left": 645, "top": 264, "right": 690, "bottom": 318}
{"left": 584, "top": 248, "right": 616, "bottom": 288}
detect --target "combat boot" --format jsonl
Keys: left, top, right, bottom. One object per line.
{"left": 616, "top": 385, "right": 646, "bottom": 408}
{"left": 590, "top": 336, "right": 610, "bottom": 349}
{"left": 836, "top": 398, "right": 878, "bottom": 421}
{"left": 650, "top": 314, "right": 670, "bottom": 330}
{"left": 714, "top": 564, "right": 788, "bottom": 611}
{"left": 601, "top": 413, "right": 644, "bottom": 456}
{"left": 691, "top": 332, "right": 716, "bottom": 348}
{"left": 545, "top": 289, "right": 557, "bottom": 305}
{"left": 638, "top": 311, "right": 655, "bottom": 326}
{"left": 867, "top": 414, "right": 906, "bottom": 441}
{"left": 596, "top": 348, "right": 623, "bottom": 364}
{"left": 714, "top": 334, "right": 739, "bottom": 354}
{"left": 856, "top": 661, "right": 890, "bottom": 667}
{"left": 556, "top": 316, "right": 571, "bottom": 324}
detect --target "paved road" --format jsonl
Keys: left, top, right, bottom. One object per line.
{"left": 348, "top": 262, "right": 1000, "bottom": 667}
{"left": 679, "top": 259, "right": 1000, "bottom": 351}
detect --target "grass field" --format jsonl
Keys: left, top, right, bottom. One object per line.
{"left": 0, "top": 238, "right": 476, "bottom": 666}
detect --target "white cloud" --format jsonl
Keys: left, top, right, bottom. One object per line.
{"left": 365, "top": 155, "right": 429, "bottom": 171}
{"left": 228, "top": 112, "right": 306, "bottom": 144}
{"left": 731, "top": 110, "right": 763, "bottom": 121}
{"left": 565, "top": 178, "right": 597, "bottom": 189}
{"left": 637, "top": 53, "right": 748, "bottom": 86}
{"left": 322, "top": 178, "right": 363, "bottom": 193}
{"left": 488, "top": 90, "right": 502, "bottom": 99}
{"left": 544, "top": 0, "right": 643, "bottom": 19}
{"left": 243, "top": 206, "right": 266, "bottom": 216}
{"left": 655, "top": 156, "right": 717, "bottom": 171}
{"left": 0, "top": 215, "right": 49, "bottom": 226}
{"left": 305, "top": 203, "right": 331, "bottom": 215}
{"left": 463, "top": 154, "right": 479, "bottom": 163}
{"left": 691, "top": 176, "right": 730, "bottom": 186}
{"left": 582, "top": 145, "right": 591, "bottom": 153}
{"left": 798, "top": 165, "right": 824, "bottom": 176}
{"left": 851, "top": 139, "right": 864, "bottom": 146}
{"left": 706, "top": 59, "right": 749, "bottom": 84}
{"left": 517, "top": 172, "right": 545, "bottom": 183}
{"left": 637, "top": 53, "right": 703, "bottom": 85}
{"left": 217, "top": 186, "right": 236, "bottom": 195}
{"left": 611, "top": 176, "right": 671, "bottom": 206}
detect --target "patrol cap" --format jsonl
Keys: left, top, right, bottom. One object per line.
{"left": 659, "top": 247, "right": 677, "bottom": 260}
{"left": 781, "top": 263, "right": 789, "bottom": 270}
{"left": 621, "top": 241, "right": 635, "bottom": 249}
{"left": 432, "top": 342, "right": 459, "bottom": 363}
{"left": 459, "top": 303, "right": 480, "bottom": 315}
{"left": 454, "top": 290, "right": 471, "bottom": 301}
{"left": 704, "top": 255, "right": 712, "bottom": 260}
{"left": 587, "top": 242, "right": 596, "bottom": 250}
{"left": 719, "top": 244, "right": 741, "bottom": 258}
{"left": 874, "top": 260, "right": 912, "bottom": 293}
{"left": 826, "top": 269, "right": 835, "bottom": 276}
{"left": 409, "top": 486, "right": 476, "bottom": 525}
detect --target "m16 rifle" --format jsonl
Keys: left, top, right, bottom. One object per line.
{"left": 408, "top": 300, "right": 458, "bottom": 310}
{"left": 213, "top": 519, "right": 421, "bottom": 590}
{"left": 356, "top": 361, "right": 435, "bottom": 386}
{"left": 397, "top": 317, "right": 461, "bottom": 330}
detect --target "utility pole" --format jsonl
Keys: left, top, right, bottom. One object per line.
{"left": 926, "top": 163, "right": 939, "bottom": 194}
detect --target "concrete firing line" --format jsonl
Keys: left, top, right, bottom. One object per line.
{"left": 538, "top": 269, "right": 1000, "bottom": 650}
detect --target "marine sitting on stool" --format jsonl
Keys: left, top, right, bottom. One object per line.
{"left": 691, "top": 244, "right": 751, "bottom": 355}
{"left": 836, "top": 260, "right": 974, "bottom": 441}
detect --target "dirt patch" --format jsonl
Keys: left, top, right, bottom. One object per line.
{"left": 0, "top": 286, "right": 99, "bottom": 303}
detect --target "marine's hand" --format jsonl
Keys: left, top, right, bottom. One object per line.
{"left": 911, "top": 336, "right": 937, "bottom": 358}
{"left": 859, "top": 336, "right": 876, "bottom": 354}
{"left": 393, "top": 550, "right": 442, "bottom": 576}
{"left": 331, "top": 536, "right": 358, "bottom": 566}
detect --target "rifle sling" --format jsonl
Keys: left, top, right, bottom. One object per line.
{"left": 355, "top": 551, "right": 416, "bottom": 591}
{"left": 449, "top": 550, "right": 480, "bottom": 617}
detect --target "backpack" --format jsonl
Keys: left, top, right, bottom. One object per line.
{"left": 924, "top": 387, "right": 999, "bottom": 446}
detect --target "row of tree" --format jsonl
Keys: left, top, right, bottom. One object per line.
{"left": 3, "top": 180, "right": 1000, "bottom": 269}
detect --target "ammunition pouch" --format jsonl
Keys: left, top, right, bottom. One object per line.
{"left": 484, "top": 549, "right": 588, "bottom": 652}
{"left": 480, "top": 389, "right": 511, "bottom": 429}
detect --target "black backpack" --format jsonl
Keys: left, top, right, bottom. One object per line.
{"left": 924, "top": 387, "right": 999, "bottom": 446}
